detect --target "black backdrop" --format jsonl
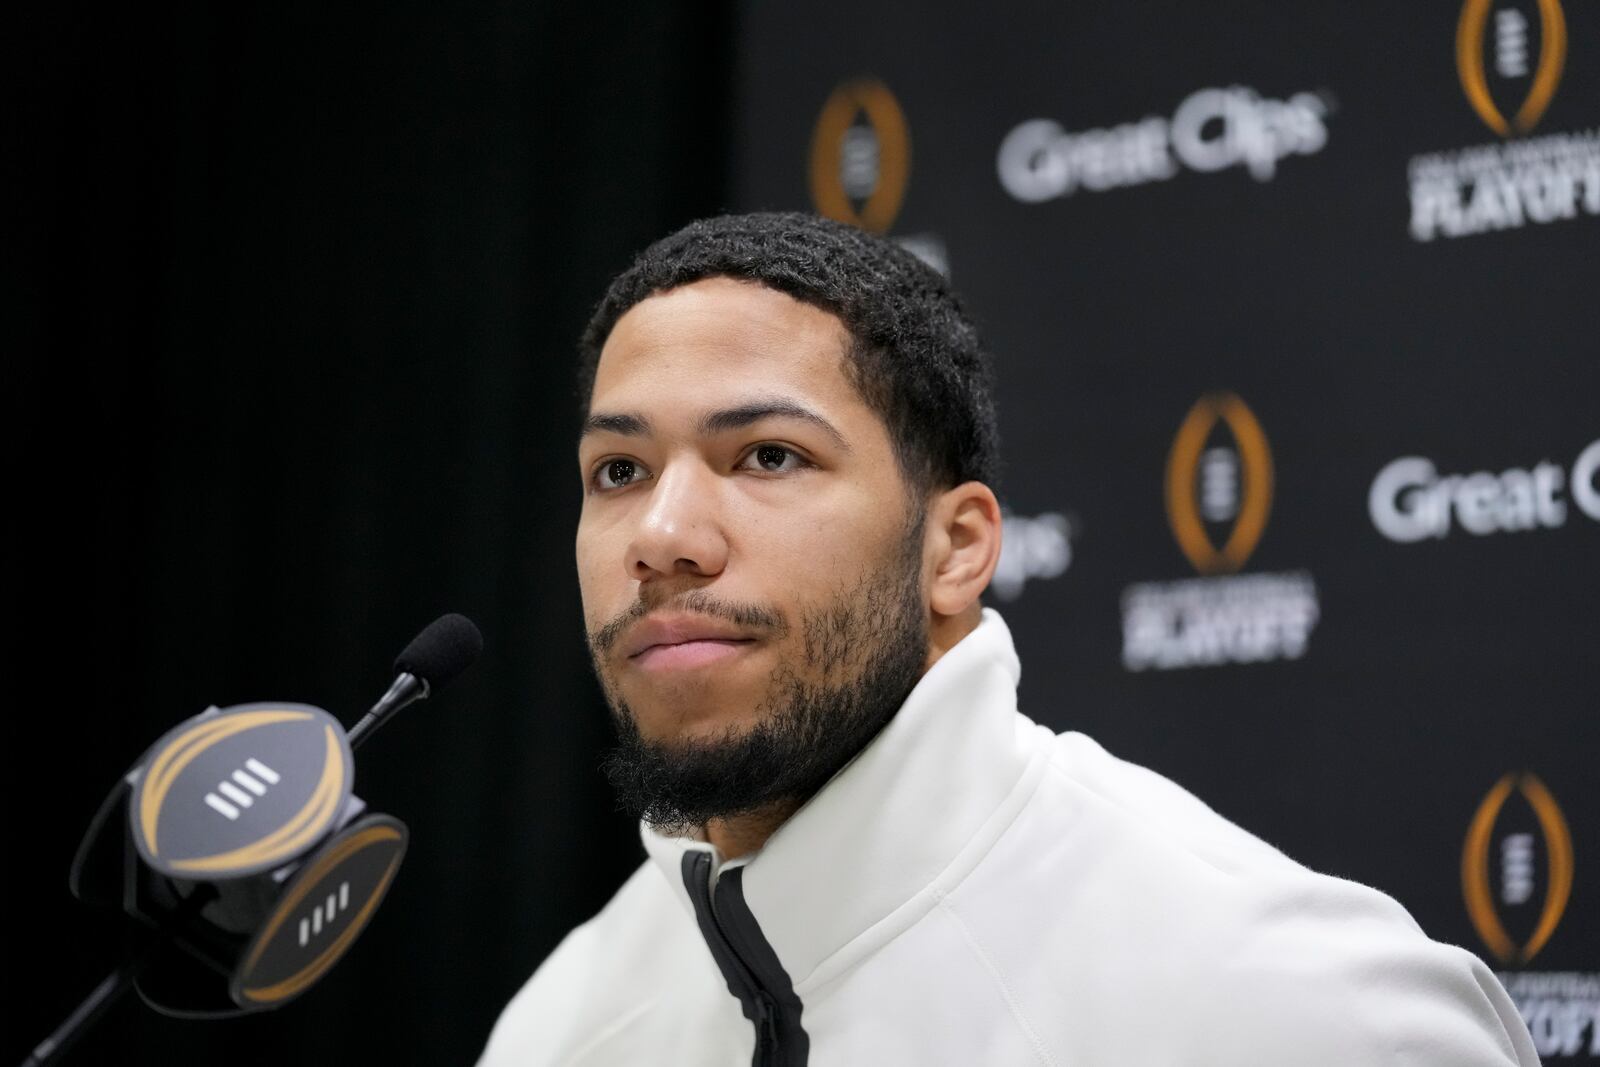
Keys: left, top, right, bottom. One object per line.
{"left": 13, "top": 4, "right": 731, "bottom": 1064}
{"left": 11, "top": 3, "right": 1598, "bottom": 1065}
{"left": 731, "top": 2, "right": 1596, "bottom": 1060}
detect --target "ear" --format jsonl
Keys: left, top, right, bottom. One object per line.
{"left": 925, "top": 481, "right": 1003, "bottom": 619}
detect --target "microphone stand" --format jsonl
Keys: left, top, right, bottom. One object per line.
{"left": 26, "top": 955, "right": 147, "bottom": 1067}
{"left": 23, "top": 888, "right": 217, "bottom": 1067}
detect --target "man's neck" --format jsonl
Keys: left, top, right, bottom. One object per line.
{"left": 926, "top": 603, "right": 981, "bottom": 673}
{"left": 705, "top": 799, "right": 801, "bottom": 860}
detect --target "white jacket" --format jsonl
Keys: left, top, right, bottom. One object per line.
{"left": 481, "top": 610, "right": 1539, "bottom": 1066}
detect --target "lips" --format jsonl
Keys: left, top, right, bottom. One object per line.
{"left": 623, "top": 615, "right": 757, "bottom": 670}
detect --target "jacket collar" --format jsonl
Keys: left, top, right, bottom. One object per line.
{"left": 641, "top": 609, "right": 1034, "bottom": 991}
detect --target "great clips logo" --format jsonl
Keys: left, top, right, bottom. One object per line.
{"left": 1458, "top": 0, "right": 1567, "bottom": 138}
{"left": 1410, "top": 0, "right": 1597, "bottom": 242}
{"left": 1122, "top": 393, "right": 1319, "bottom": 672}
{"left": 998, "top": 85, "right": 1330, "bottom": 202}
{"left": 1368, "top": 439, "right": 1600, "bottom": 543}
{"left": 991, "top": 511, "right": 1075, "bottom": 602}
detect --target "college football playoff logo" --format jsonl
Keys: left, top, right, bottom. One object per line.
{"left": 132, "top": 704, "right": 352, "bottom": 879}
{"left": 1462, "top": 772, "right": 1574, "bottom": 964}
{"left": 809, "top": 79, "right": 911, "bottom": 233}
{"left": 1457, "top": 0, "right": 1567, "bottom": 136}
{"left": 1164, "top": 392, "right": 1274, "bottom": 575}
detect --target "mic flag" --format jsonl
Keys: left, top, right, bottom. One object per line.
{"left": 39, "top": 613, "right": 479, "bottom": 1063}
{"left": 72, "top": 700, "right": 408, "bottom": 1017}
{"left": 130, "top": 703, "right": 354, "bottom": 882}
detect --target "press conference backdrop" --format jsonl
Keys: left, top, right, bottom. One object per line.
{"left": 732, "top": 2, "right": 1597, "bottom": 1058}
{"left": 12, "top": 4, "right": 1596, "bottom": 1066}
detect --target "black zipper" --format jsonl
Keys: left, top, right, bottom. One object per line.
{"left": 705, "top": 879, "right": 779, "bottom": 1064}
{"left": 754, "top": 991, "right": 778, "bottom": 1064}
{"left": 682, "top": 852, "right": 809, "bottom": 1067}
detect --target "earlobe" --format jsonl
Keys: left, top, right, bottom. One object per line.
{"left": 927, "top": 482, "right": 1003, "bottom": 618}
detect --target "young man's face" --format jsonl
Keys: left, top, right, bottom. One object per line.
{"left": 576, "top": 276, "right": 931, "bottom": 825}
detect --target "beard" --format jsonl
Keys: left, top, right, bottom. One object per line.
{"left": 589, "top": 519, "right": 928, "bottom": 836}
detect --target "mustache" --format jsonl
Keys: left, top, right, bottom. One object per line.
{"left": 588, "top": 589, "right": 789, "bottom": 655}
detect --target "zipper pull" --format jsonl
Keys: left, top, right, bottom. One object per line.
{"left": 755, "top": 991, "right": 780, "bottom": 1053}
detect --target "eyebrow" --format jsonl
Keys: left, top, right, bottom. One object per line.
{"left": 581, "top": 399, "right": 851, "bottom": 451}
{"left": 698, "top": 400, "right": 850, "bottom": 450}
{"left": 581, "top": 412, "right": 649, "bottom": 438}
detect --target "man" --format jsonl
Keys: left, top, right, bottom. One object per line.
{"left": 481, "top": 213, "right": 1537, "bottom": 1065}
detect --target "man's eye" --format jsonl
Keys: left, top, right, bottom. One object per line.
{"left": 594, "top": 458, "right": 648, "bottom": 490}
{"left": 741, "top": 445, "right": 806, "bottom": 474}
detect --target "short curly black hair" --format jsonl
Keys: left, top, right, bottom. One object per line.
{"left": 578, "top": 212, "right": 999, "bottom": 494}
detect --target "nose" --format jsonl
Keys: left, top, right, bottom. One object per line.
{"left": 627, "top": 461, "right": 729, "bottom": 581}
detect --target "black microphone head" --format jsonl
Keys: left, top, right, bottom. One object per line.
{"left": 394, "top": 613, "right": 483, "bottom": 689}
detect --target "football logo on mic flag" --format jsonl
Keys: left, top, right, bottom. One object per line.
{"left": 234, "top": 814, "right": 408, "bottom": 1007}
{"left": 132, "top": 703, "right": 354, "bottom": 879}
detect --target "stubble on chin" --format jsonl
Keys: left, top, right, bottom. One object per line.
{"left": 591, "top": 524, "right": 928, "bottom": 834}
{"left": 584, "top": 587, "right": 789, "bottom": 746}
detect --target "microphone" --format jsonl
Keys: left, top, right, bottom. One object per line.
{"left": 24, "top": 614, "right": 482, "bottom": 1067}
{"left": 348, "top": 613, "right": 482, "bottom": 749}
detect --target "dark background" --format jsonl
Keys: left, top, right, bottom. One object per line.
{"left": 733, "top": 5, "right": 1595, "bottom": 1061}
{"left": 13, "top": 3, "right": 733, "bottom": 1064}
{"left": 11, "top": 2, "right": 1597, "bottom": 1064}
